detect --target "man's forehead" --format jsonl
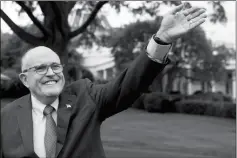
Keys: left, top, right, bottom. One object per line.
{"left": 25, "top": 46, "right": 57, "bottom": 57}
{"left": 22, "top": 46, "right": 61, "bottom": 69}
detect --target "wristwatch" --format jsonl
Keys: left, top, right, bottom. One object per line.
{"left": 146, "top": 34, "right": 172, "bottom": 64}
{"left": 153, "top": 35, "right": 171, "bottom": 45}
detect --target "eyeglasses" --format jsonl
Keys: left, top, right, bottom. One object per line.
{"left": 22, "top": 63, "right": 64, "bottom": 75}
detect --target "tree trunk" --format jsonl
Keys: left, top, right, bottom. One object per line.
{"left": 163, "top": 63, "right": 179, "bottom": 93}
{"left": 1, "top": 1, "right": 108, "bottom": 85}
{"left": 45, "top": 39, "right": 70, "bottom": 85}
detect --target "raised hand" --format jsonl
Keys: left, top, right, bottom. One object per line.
{"left": 156, "top": 3, "right": 207, "bottom": 43}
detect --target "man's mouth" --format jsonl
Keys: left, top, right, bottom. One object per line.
{"left": 44, "top": 80, "right": 58, "bottom": 85}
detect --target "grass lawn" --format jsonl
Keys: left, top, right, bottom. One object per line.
{"left": 101, "top": 109, "right": 236, "bottom": 158}
{"left": 2, "top": 99, "right": 235, "bottom": 158}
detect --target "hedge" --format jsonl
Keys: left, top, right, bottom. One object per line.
{"left": 133, "top": 92, "right": 235, "bottom": 119}
{"left": 175, "top": 99, "right": 236, "bottom": 119}
{"left": 185, "top": 92, "right": 233, "bottom": 102}
{"left": 142, "top": 92, "right": 178, "bottom": 113}
{"left": 0, "top": 77, "right": 29, "bottom": 98}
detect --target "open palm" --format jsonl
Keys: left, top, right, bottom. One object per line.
{"left": 157, "top": 3, "right": 207, "bottom": 43}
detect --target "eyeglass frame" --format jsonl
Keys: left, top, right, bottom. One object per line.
{"left": 22, "top": 63, "right": 64, "bottom": 75}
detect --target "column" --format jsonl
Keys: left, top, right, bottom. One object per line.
{"left": 232, "top": 71, "right": 236, "bottom": 100}
{"left": 112, "top": 67, "right": 116, "bottom": 78}
{"left": 211, "top": 80, "right": 216, "bottom": 92}
{"left": 103, "top": 69, "right": 107, "bottom": 80}
{"left": 186, "top": 65, "right": 192, "bottom": 95}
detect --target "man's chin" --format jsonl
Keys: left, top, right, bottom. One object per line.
{"left": 43, "top": 89, "right": 62, "bottom": 97}
{"left": 41, "top": 83, "right": 64, "bottom": 97}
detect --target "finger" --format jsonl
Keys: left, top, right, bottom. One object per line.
{"left": 189, "top": 19, "right": 206, "bottom": 30}
{"left": 187, "top": 8, "right": 206, "bottom": 21}
{"left": 171, "top": 3, "right": 185, "bottom": 15}
{"left": 190, "top": 12, "right": 207, "bottom": 23}
{"left": 183, "top": 7, "right": 204, "bottom": 16}
{"left": 189, "top": 14, "right": 207, "bottom": 29}
{"left": 183, "top": 2, "right": 192, "bottom": 9}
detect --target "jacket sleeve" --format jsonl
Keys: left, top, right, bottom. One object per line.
{"left": 86, "top": 51, "right": 170, "bottom": 122}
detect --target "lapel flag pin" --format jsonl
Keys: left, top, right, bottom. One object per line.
{"left": 66, "top": 104, "right": 71, "bottom": 108}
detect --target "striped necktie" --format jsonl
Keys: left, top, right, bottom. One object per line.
{"left": 43, "top": 105, "right": 57, "bottom": 158}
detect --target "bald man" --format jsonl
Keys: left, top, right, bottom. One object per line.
{"left": 1, "top": 4, "right": 207, "bottom": 158}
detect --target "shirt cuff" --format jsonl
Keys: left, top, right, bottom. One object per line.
{"left": 146, "top": 35, "right": 172, "bottom": 64}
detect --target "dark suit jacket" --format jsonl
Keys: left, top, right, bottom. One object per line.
{"left": 1, "top": 52, "right": 169, "bottom": 158}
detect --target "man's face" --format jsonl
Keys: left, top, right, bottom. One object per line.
{"left": 20, "top": 47, "right": 65, "bottom": 99}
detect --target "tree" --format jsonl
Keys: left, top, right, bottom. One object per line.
{"left": 105, "top": 18, "right": 214, "bottom": 92}
{"left": 106, "top": 17, "right": 162, "bottom": 71}
{"left": 1, "top": 29, "right": 94, "bottom": 98}
{"left": 1, "top": 29, "right": 94, "bottom": 83}
{"left": 1, "top": 1, "right": 228, "bottom": 82}
{"left": 1, "top": 31, "right": 32, "bottom": 72}
{"left": 104, "top": 1, "right": 231, "bottom": 93}
{"left": 1, "top": 1, "right": 110, "bottom": 81}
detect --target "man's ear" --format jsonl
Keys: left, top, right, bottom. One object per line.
{"left": 19, "top": 73, "right": 29, "bottom": 88}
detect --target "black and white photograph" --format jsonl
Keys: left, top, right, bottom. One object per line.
{"left": 1, "top": 1, "right": 236, "bottom": 158}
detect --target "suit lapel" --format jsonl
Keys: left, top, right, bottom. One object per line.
{"left": 56, "top": 91, "right": 76, "bottom": 156}
{"left": 16, "top": 92, "right": 76, "bottom": 157}
{"left": 17, "top": 94, "right": 38, "bottom": 157}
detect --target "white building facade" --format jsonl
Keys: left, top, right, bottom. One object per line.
{"left": 76, "top": 45, "right": 116, "bottom": 80}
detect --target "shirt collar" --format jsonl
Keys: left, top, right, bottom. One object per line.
{"left": 31, "top": 95, "right": 59, "bottom": 119}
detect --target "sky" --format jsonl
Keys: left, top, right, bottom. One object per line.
{"left": 102, "top": 1, "right": 236, "bottom": 48}
{"left": 1, "top": 1, "right": 236, "bottom": 49}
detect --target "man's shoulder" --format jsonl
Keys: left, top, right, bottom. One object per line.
{"left": 1, "top": 94, "right": 30, "bottom": 115}
{"left": 64, "top": 78, "right": 94, "bottom": 93}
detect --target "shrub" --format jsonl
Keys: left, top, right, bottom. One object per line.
{"left": 1, "top": 69, "right": 29, "bottom": 98}
{"left": 133, "top": 91, "right": 235, "bottom": 119}
{"left": 175, "top": 99, "right": 236, "bottom": 119}
{"left": 143, "top": 93, "right": 165, "bottom": 113}
{"left": 0, "top": 77, "right": 29, "bottom": 98}
{"left": 143, "top": 92, "right": 177, "bottom": 113}
{"left": 168, "top": 93, "right": 186, "bottom": 111}
{"left": 187, "top": 92, "right": 233, "bottom": 103}
{"left": 94, "top": 78, "right": 109, "bottom": 84}
{"left": 222, "top": 102, "right": 236, "bottom": 118}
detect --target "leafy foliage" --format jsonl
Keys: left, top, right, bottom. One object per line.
{"left": 1, "top": 32, "right": 32, "bottom": 72}
{"left": 0, "top": 1, "right": 230, "bottom": 85}
{"left": 105, "top": 17, "right": 163, "bottom": 70}
{"left": 102, "top": 0, "right": 233, "bottom": 91}
{"left": 104, "top": 17, "right": 229, "bottom": 93}
{"left": 208, "top": 1, "right": 227, "bottom": 23}
{"left": 176, "top": 99, "right": 235, "bottom": 119}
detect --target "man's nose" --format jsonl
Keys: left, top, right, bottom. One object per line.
{"left": 45, "top": 66, "right": 55, "bottom": 76}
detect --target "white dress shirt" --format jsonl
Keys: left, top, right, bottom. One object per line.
{"left": 146, "top": 35, "right": 172, "bottom": 63}
{"left": 31, "top": 95, "right": 59, "bottom": 158}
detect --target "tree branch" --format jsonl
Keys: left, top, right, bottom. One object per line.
{"left": 69, "top": 1, "right": 108, "bottom": 39}
{"left": 16, "top": 1, "right": 51, "bottom": 37}
{"left": 67, "top": 1, "right": 77, "bottom": 13}
{"left": 49, "top": 1, "right": 65, "bottom": 36}
{"left": 38, "top": 1, "right": 49, "bottom": 17}
{"left": 0, "top": 9, "right": 44, "bottom": 46}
